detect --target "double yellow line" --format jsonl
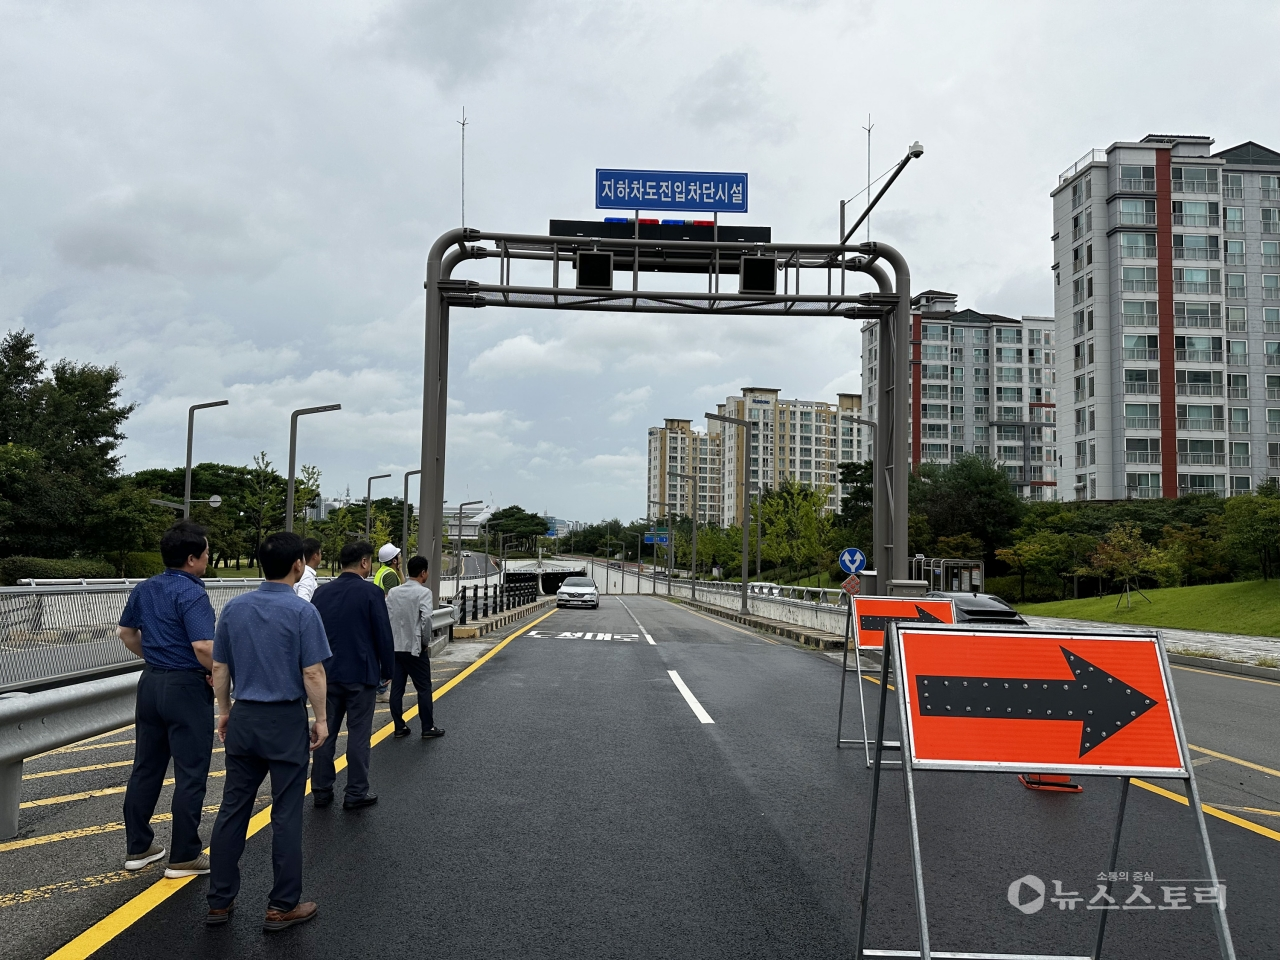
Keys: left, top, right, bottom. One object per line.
{"left": 46, "top": 607, "right": 557, "bottom": 960}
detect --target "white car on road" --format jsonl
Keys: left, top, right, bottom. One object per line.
{"left": 556, "top": 577, "right": 599, "bottom": 610}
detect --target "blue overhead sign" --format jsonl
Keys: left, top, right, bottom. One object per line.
{"left": 644, "top": 534, "right": 670, "bottom": 545}
{"left": 596, "top": 169, "right": 748, "bottom": 213}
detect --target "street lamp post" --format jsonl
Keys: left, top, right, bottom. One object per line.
{"left": 365, "top": 473, "right": 391, "bottom": 538}
{"left": 603, "top": 538, "right": 625, "bottom": 594}
{"left": 454, "top": 500, "right": 482, "bottom": 587}
{"left": 705, "top": 411, "right": 754, "bottom": 614}
{"left": 285, "top": 404, "right": 341, "bottom": 533}
{"left": 668, "top": 470, "right": 698, "bottom": 601}
{"left": 647, "top": 499, "right": 671, "bottom": 595}
{"left": 184, "top": 400, "right": 229, "bottom": 518}
{"left": 402, "top": 469, "right": 421, "bottom": 557}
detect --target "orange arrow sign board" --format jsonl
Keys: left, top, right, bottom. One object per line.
{"left": 896, "top": 628, "right": 1187, "bottom": 777}
{"left": 852, "top": 596, "right": 955, "bottom": 651}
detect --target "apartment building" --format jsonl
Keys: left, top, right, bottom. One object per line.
{"left": 646, "top": 418, "right": 723, "bottom": 524}
{"left": 861, "top": 291, "right": 1059, "bottom": 500}
{"left": 1053, "top": 135, "right": 1280, "bottom": 499}
{"left": 646, "top": 387, "right": 865, "bottom": 526}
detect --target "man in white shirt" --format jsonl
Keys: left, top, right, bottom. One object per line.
{"left": 293, "top": 539, "right": 322, "bottom": 602}
{"left": 385, "top": 555, "right": 445, "bottom": 740}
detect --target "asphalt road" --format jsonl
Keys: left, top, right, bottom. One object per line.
{"left": 5, "top": 597, "right": 1277, "bottom": 959}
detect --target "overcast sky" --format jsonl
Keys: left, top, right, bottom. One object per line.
{"left": 4, "top": 1, "right": 1278, "bottom": 523}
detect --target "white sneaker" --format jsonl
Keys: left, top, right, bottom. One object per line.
{"left": 164, "top": 852, "right": 211, "bottom": 878}
{"left": 124, "top": 843, "right": 166, "bottom": 871}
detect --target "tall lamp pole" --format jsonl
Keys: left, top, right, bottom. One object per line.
{"left": 668, "top": 470, "right": 698, "bottom": 601}
{"left": 184, "top": 400, "right": 229, "bottom": 518}
{"left": 365, "top": 473, "right": 391, "bottom": 538}
{"left": 648, "top": 498, "right": 672, "bottom": 595}
{"left": 285, "top": 404, "right": 341, "bottom": 532}
{"left": 455, "top": 500, "right": 483, "bottom": 586}
{"left": 706, "top": 411, "right": 754, "bottom": 613}
{"left": 402, "top": 469, "right": 421, "bottom": 555}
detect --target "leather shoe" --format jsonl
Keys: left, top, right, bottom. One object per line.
{"left": 421, "top": 726, "right": 446, "bottom": 739}
{"left": 342, "top": 794, "right": 378, "bottom": 810}
{"left": 263, "top": 901, "right": 317, "bottom": 932}
{"left": 312, "top": 792, "right": 333, "bottom": 809}
{"left": 393, "top": 727, "right": 411, "bottom": 739}
{"left": 206, "top": 900, "right": 234, "bottom": 926}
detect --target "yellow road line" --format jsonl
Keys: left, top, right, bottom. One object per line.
{"left": 1215, "top": 804, "right": 1280, "bottom": 819}
{"left": 0, "top": 806, "right": 222, "bottom": 854}
{"left": 46, "top": 607, "right": 559, "bottom": 960}
{"left": 22, "top": 772, "right": 226, "bottom": 809}
{"left": 43, "top": 741, "right": 137, "bottom": 757}
{"left": 1188, "top": 743, "right": 1280, "bottom": 779}
{"left": 1131, "top": 778, "right": 1280, "bottom": 843}
{"left": 1172, "top": 664, "right": 1280, "bottom": 687}
{"left": 25, "top": 761, "right": 134, "bottom": 780}
{"left": 0, "top": 871, "right": 148, "bottom": 910}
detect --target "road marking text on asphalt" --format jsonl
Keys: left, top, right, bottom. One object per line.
{"left": 668, "top": 670, "right": 714, "bottom": 724}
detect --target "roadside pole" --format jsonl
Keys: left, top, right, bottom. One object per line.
{"left": 705, "top": 411, "right": 752, "bottom": 613}
{"left": 285, "top": 404, "right": 341, "bottom": 533}
{"left": 184, "top": 400, "right": 228, "bottom": 518}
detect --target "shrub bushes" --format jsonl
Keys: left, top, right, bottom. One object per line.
{"left": 120, "top": 552, "right": 166, "bottom": 578}
{"left": 0, "top": 556, "right": 118, "bottom": 585}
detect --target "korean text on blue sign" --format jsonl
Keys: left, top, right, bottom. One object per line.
{"left": 596, "top": 169, "right": 748, "bottom": 214}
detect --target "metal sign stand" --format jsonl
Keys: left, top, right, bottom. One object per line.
{"left": 835, "top": 600, "right": 901, "bottom": 769}
{"left": 854, "top": 625, "right": 1236, "bottom": 960}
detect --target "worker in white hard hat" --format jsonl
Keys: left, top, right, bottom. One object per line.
{"left": 372, "top": 545, "right": 401, "bottom": 702}
{"left": 373, "top": 544, "right": 402, "bottom": 595}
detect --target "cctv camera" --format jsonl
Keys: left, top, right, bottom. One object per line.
{"left": 909, "top": 141, "right": 924, "bottom": 159}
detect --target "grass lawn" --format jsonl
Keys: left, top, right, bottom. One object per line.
{"left": 1018, "top": 579, "right": 1280, "bottom": 639}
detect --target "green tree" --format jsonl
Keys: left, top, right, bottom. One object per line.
{"left": 91, "top": 485, "right": 172, "bottom": 574}
{"left": 911, "top": 453, "right": 1023, "bottom": 559}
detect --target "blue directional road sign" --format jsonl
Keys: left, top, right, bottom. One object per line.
{"left": 644, "top": 534, "right": 670, "bottom": 545}
{"left": 596, "top": 169, "right": 748, "bottom": 213}
{"left": 838, "top": 547, "right": 867, "bottom": 575}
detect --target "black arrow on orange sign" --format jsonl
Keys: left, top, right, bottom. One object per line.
{"left": 859, "top": 604, "right": 946, "bottom": 635}
{"left": 914, "top": 646, "right": 1160, "bottom": 757}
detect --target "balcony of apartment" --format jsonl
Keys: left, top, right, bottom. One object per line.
{"left": 1173, "top": 214, "right": 1220, "bottom": 227}
{"left": 1225, "top": 285, "right": 1246, "bottom": 299}
{"left": 1118, "top": 177, "right": 1156, "bottom": 193}
{"left": 1178, "top": 383, "right": 1224, "bottom": 396}
{"left": 1071, "top": 225, "right": 1085, "bottom": 241}
{"left": 995, "top": 368, "right": 1023, "bottom": 383}
{"left": 1173, "top": 280, "right": 1221, "bottom": 294}
{"left": 1123, "top": 347, "right": 1160, "bottom": 361}
{"left": 1226, "top": 251, "right": 1247, "bottom": 265}
{"left": 1229, "top": 420, "right": 1251, "bottom": 434}
{"left": 1072, "top": 258, "right": 1085, "bottom": 274}
{"left": 1224, "top": 185, "right": 1244, "bottom": 200}
{"left": 1264, "top": 288, "right": 1280, "bottom": 300}
{"left": 1126, "top": 451, "right": 1162, "bottom": 465}
{"left": 1265, "top": 254, "right": 1280, "bottom": 267}
{"left": 1073, "top": 356, "right": 1087, "bottom": 371}
{"left": 1125, "top": 416, "right": 1160, "bottom": 429}
{"left": 1126, "top": 485, "right": 1163, "bottom": 499}
{"left": 1178, "top": 417, "right": 1225, "bottom": 431}
{"left": 1229, "top": 386, "right": 1250, "bottom": 399}
{"left": 1230, "top": 454, "right": 1252, "bottom": 468}
{"left": 1124, "top": 382, "right": 1160, "bottom": 395}
{"left": 1123, "top": 279, "right": 1159, "bottom": 293}
{"left": 1179, "top": 452, "right": 1225, "bottom": 465}
{"left": 1175, "top": 315, "right": 1221, "bottom": 328}
{"left": 1173, "top": 246, "right": 1219, "bottom": 261}
{"left": 1227, "top": 318, "right": 1248, "bottom": 332}
{"left": 1226, "top": 352, "right": 1249, "bottom": 366}
{"left": 1175, "top": 349, "right": 1223, "bottom": 362}
{"left": 1225, "top": 218, "right": 1245, "bottom": 233}
{"left": 1027, "top": 368, "right": 1044, "bottom": 384}
{"left": 1266, "top": 354, "right": 1280, "bottom": 367}
{"left": 972, "top": 370, "right": 990, "bottom": 384}
{"left": 1172, "top": 180, "right": 1219, "bottom": 194}
{"left": 1074, "top": 455, "right": 1089, "bottom": 468}
{"left": 1124, "top": 313, "right": 1160, "bottom": 327}
{"left": 1264, "top": 188, "right": 1280, "bottom": 201}
{"left": 1271, "top": 455, "right": 1280, "bottom": 468}
{"left": 1263, "top": 222, "right": 1280, "bottom": 235}
{"left": 1269, "top": 421, "right": 1280, "bottom": 435}
{"left": 1115, "top": 211, "right": 1158, "bottom": 227}
{"left": 1121, "top": 244, "right": 1157, "bottom": 259}
{"left": 996, "top": 408, "right": 1024, "bottom": 422}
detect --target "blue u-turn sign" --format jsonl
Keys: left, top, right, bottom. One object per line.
{"left": 596, "top": 169, "right": 748, "bottom": 213}
{"left": 838, "top": 547, "right": 867, "bottom": 574}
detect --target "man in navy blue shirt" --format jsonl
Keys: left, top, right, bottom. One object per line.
{"left": 206, "top": 531, "right": 331, "bottom": 931}
{"left": 310, "top": 540, "right": 395, "bottom": 810}
{"left": 118, "top": 520, "right": 218, "bottom": 879}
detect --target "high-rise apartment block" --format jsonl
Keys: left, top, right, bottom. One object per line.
{"left": 861, "top": 291, "right": 1060, "bottom": 500}
{"left": 1053, "top": 135, "right": 1280, "bottom": 500}
{"left": 645, "top": 389, "right": 866, "bottom": 526}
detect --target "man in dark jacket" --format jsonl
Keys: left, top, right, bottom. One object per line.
{"left": 309, "top": 540, "right": 395, "bottom": 809}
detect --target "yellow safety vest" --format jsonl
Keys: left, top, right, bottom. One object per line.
{"left": 373, "top": 564, "right": 400, "bottom": 594}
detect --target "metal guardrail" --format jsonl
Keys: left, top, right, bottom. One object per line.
{"left": 0, "top": 672, "right": 141, "bottom": 838}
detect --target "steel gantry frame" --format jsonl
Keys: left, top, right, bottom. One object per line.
{"left": 418, "top": 227, "right": 913, "bottom": 606}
